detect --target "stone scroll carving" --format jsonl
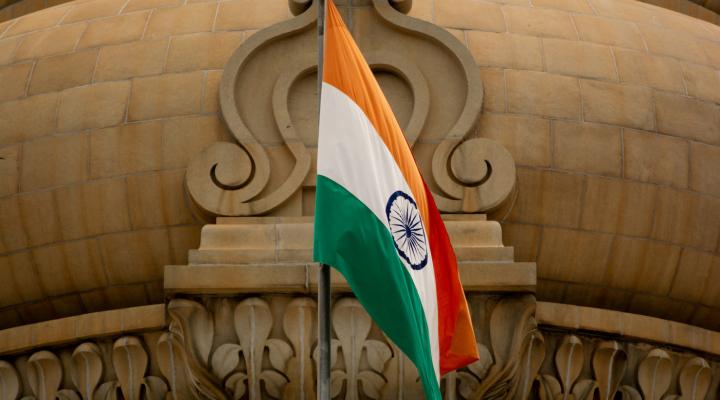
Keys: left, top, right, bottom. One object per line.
{"left": 185, "top": 0, "right": 517, "bottom": 218}
{"left": 2, "top": 295, "right": 718, "bottom": 399}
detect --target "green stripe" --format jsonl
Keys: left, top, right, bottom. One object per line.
{"left": 313, "top": 175, "right": 440, "bottom": 399}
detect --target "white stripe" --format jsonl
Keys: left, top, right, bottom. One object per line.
{"left": 317, "top": 83, "right": 439, "bottom": 382}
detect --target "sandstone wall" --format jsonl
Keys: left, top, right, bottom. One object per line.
{"left": 0, "top": 0, "right": 719, "bottom": 330}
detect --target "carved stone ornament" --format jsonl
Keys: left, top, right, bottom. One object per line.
{"left": 185, "top": 0, "right": 516, "bottom": 218}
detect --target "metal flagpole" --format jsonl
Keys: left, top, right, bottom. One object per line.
{"left": 317, "top": 0, "right": 331, "bottom": 399}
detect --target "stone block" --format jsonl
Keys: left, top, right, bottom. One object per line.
{"left": 3, "top": 5, "right": 68, "bottom": 36}
{"left": 216, "top": 0, "right": 288, "bottom": 30}
{"left": 0, "top": 92, "right": 57, "bottom": 146}
{"left": 0, "top": 36, "right": 21, "bottom": 65}
{"left": 638, "top": 24, "right": 708, "bottom": 65}
{"left": 17, "top": 190, "right": 61, "bottom": 246}
{"left": 629, "top": 294, "right": 695, "bottom": 323}
{"left": 33, "top": 239, "right": 106, "bottom": 296}
{"left": 0, "top": 62, "right": 31, "bottom": 101}
{"left": 90, "top": 121, "right": 163, "bottom": 178}
{"left": 478, "top": 68, "right": 505, "bottom": 112}
{"left": 655, "top": 92, "right": 720, "bottom": 144}
{"left": 691, "top": 306, "right": 720, "bottom": 332}
{"left": 682, "top": 62, "right": 720, "bottom": 103}
{"left": 653, "top": 10, "right": 719, "bottom": 42}
{"left": 704, "top": 42, "right": 720, "bottom": 69}
{"left": 0, "top": 145, "right": 18, "bottom": 197}
{"left": 606, "top": 236, "right": 681, "bottom": 295}
{"left": 623, "top": 128, "right": 688, "bottom": 188}
{"left": 77, "top": 11, "right": 149, "bottom": 49}
{"left": 438, "top": 0, "right": 507, "bottom": 30}
{"left": 620, "top": 312, "right": 670, "bottom": 343}
{"left": 580, "top": 80, "right": 654, "bottom": 130}
{"left": 0, "top": 197, "right": 28, "bottom": 253}
{"left": 120, "top": 304, "right": 166, "bottom": 331}
{"left": 537, "top": 227, "right": 613, "bottom": 284}
{"left": 508, "top": 168, "right": 585, "bottom": 227}
{"left": 651, "top": 188, "right": 720, "bottom": 252}
{"left": 0, "top": 256, "right": 23, "bottom": 307}
{"left": 128, "top": 72, "right": 203, "bottom": 121}
{"left": 162, "top": 115, "right": 228, "bottom": 168}
{"left": 168, "top": 225, "right": 201, "bottom": 264}
{"left": 580, "top": 176, "right": 657, "bottom": 237}
{"left": 14, "top": 23, "right": 85, "bottom": 60}
{"left": 203, "top": 70, "right": 222, "bottom": 113}
{"left": 504, "top": 5, "right": 577, "bottom": 39}
{"left": 94, "top": 39, "right": 168, "bottom": 81}
{"left": 55, "top": 178, "right": 130, "bottom": 239}
{"left": 702, "top": 257, "right": 720, "bottom": 307}
{"left": 100, "top": 228, "right": 171, "bottom": 284}
{"left": 614, "top": 48, "right": 685, "bottom": 93}
{"left": 669, "top": 249, "right": 717, "bottom": 303}
{"left": 552, "top": 120, "right": 621, "bottom": 176}
{"left": 690, "top": 142, "right": 720, "bottom": 197}
{"left": 123, "top": 0, "right": 182, "bottom": 12}
{"left": 127, "top": 170, "right": 194, "bottom": 228}
{"left": 29, "top": 49, "right": 98, "bottom": 95}
{"left": 499, "top": 222, "right": 541, "bottom": 262}
{"left": 543, "top": 38, "right": 616, "bottom": 81}
{"left": 589, "top": 0, "right": 655, "bottom": 23}
{"left": 572, "top": 15, "right": 644, "bottom": 50}
{"left": 466, "top": 31, "right": 543, "bottom": 70}
{"left": 145, "top": 3, "right": 215, "bottom": 39}
{"left": 408, "top": 0, "right": 433, "bottom": 21}
{"left": 62, "top": 0, "right": 124, "bottom": 23}
{"left": 50, "top": 295, "right": 85, "bottom": 319}
{"left": 58, "top": 81, "right": 130, "bottom": 132}
{"left": 506, "top": 70, "right": 580, "bottom": 119}
{"left": 166, "top": 31, "right": 244, "bottom": 72}
{"left": 478, "top": 113, "right": 550, "bottom": 166}
{"left": 6, "top": 252, "right": 43, "bottom": 302}
{"left": 20, "top": 133, "right": 88, "bottom": 190}
{"left": 531, "top": 0, "right": 593, "bottom": 13}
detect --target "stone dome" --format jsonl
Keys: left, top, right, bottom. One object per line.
{"left": 0, "top": 0, "right": 719, "bottom": 331}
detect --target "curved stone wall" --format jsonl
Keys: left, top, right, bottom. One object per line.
{"left": 0, "top": 0, "right": 719, "bottom": 331}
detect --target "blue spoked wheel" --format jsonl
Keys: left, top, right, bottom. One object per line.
{"left": 385, "top": 191, "right": 429, "bottom": 270}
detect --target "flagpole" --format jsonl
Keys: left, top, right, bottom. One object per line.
{"left": 317, "top": 0, "right": 331, "bottom": 399}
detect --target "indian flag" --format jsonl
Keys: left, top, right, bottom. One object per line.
{"left": 313, "top": 1, "right": 479, "bottom": 398}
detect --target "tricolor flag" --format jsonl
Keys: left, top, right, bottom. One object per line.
{"left": 313, "top": 1, "right": 479, "bottom": 398}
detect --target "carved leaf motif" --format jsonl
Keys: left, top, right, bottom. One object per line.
{"left": 225, "top": 372, "right": 247, "bottom": 400}
{"left": 467, "top": 344, "right": 493, "bottom": 381}
{"left": 168, "top": 299, "right": 214, "bottom": 365}
{"left": 516, "top": 331, "right": 545, "bottom": 400}
{"left": 71, "top": 343, "right": 103, "bottom": 400}
{"left": 638, "top": 349, "right": 672, "bottom": 400}
{"left": 27, "top": 351, "right": 62, "bottom": 400}
{"left": 536, "top": 374, "right": 562, "bottom": 400}
{"left": 156, "top": 332, "right": 193, "bottom": 400}
{"left": 618, "top": 385, "right": 642, "bottom": 400}
{"left": 282, "top": 298, "right": 317, "bottom": 399}
{"left": 457, "top": 371, "right": 481, "bottom": 399}
{"left": 57, "top": 389, "right": 82, "bottom": 400}
{"left": 266, "top": 339, "right": 293, "bottom": 371}
{"left": 0, "top": 360, "right": 20, "bottom": 400}
{"left": 211, "top": 344, "right": 243, "bottom": 381}
{"left": 380, "top": 337, "right": 423, "bottom": 400}
{"left": 112, "top": 337, "right": 148, "bottom": 400}
{"left": 358, "top": 370, "right": 386, "bottom": 399}
{"left": 141, "top": 376, "right": 168, "bottom": 400}
{"left": 260, "top": 370, "right": 288, "bottom": 398}
{"left": 571, "top": 379, "right": 599, "bottom": 400}
{"left": 94, "top": 381, "right": 120, "bottom": 400}
{"left": 677, "top": 357, "right": 711, "bottom": 400}
{"left": 555, "top": 335, "right": 583, "bottom": 396}
{"left": 330, "top": 370, "right": 345, "bottom": 398}
{"left": 592, "top": 341, "right": 627, "bottom": 400}
{"left": 365, "top": 341, "right": 392, "bottom": 373}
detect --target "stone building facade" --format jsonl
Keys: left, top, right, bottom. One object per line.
{"left": 0, "top": 0, "right": 719, "bottom": 398}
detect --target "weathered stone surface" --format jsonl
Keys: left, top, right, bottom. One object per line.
{"left": 127, "top": 170, "right": 194, "bottom": 228}
{"left": 580, "top": 176, "right": 657, "bottom": 237}
{"left": 215, "top": 0, "right": 288, "bottom": 30}
{"left": 62, "top": 0, "right": 124, "bottom": 23}
{"left": 100, "top": 228, "right": 171, "bottom": 284}
{"left": 614, "top": 48, "right": 685, "bottom": 92}
{"left": 435, "top": 0, "right": 506, "bottom": 31}
{"left": 543, "top": 38, "right": 616, "bottom": 80}
{"left": 651, "top": 188, "right": 720, "bottom": 251}
{"left": 624, "top": 128, "right": 689, "bottom": 188}
{"left": 0, "top": 146, "right": 18, "bottom": 197}
{"left": 580, "top": 80, "right": 654, "bottom": 129}
{"left": 478, "top": 68, "right": 505, "bottom": 112}
{"left": 14, "top": 23, "right": 85, "bottom": 60}
{"left": 202, "top": 70, "right": 223, "bottom": 113}
{"left": 166, "top": 32, "right": 244, "bottom": 72}
{"left": 123, "top": 0, "right": 182, "bottom": 12}
{"left": 506, "top": 70, "right": 580, "bottom": 119}
{"left": 478, "top": 113, "right": 550, "bottom": 167}
{"left": 538, "top": 227, "right": 613, "bottom": 284}
{"left": 20, "top": 133, "right": 88, "bottom": 190}
{"left": 655, "top": 92, "right": 720, "bottom": 144}
{"left": 95, "top": 39, "right": 168, "bottom": 81}
{"left": 552, "top": 120, "right": 621, "bottom": 176}
{"left": 682, "top": 62, "right": 720, "bottom": 103}
{"left": 58, "top": 81, "right": 130, "bottom": 132}
{"left": 33, "top": 240, "right": 107, "bottom": 296}
{"left": 145, "top": 2, "right": 215, "bottom": 38}
{"left": 77, "top": 11, "right": 149, "bottom": 48}
{"left": 504, "top": 5, "right": 577, "bottom": 39}
{"left": 638, "top": 23, "right": 709, "bottom": 65}
{"left": 90, "top": 121, "right": 163, "bottom": 178}
{"left": 690, "top": 142, "right": 720, "bottom": 197}
{"left": 466, "top": 31, "right": 543, "bottom": 70}
{"left": 606, "top": 236, "right": 681, "bottom": 295}
{"left": 18, "top": 190, "right": 62, "bottom": 246}
{"left": 531, "top": 0, "right": 593, "bottom": 12}
{"left": 3, "top": 5, "right": 68, "bottom": 36}
{"left": 128, "top": 72, "right": 203, "bottom": 120}
{"left": 29, "top": 49, "right": 98, "bottom": 95}
{"left": 0, "top": 62, "right": 31, "bottom": 101}
{"left": 509, "top": 168, "right": 585, "bottom": 228}
{"left": 54, "top": 178, "right": 130, "bottom": 240}
{"left": 162, "top": 115, "right": 229, "bottom": 168}
{"left": 0, "top": 93, "right": 57, "bottom": 146}
{"left": 573, "top": 14, "right": 645, "bottom": 50}
{"left": 669, "top": 249, "right": 719, "bottom": 304}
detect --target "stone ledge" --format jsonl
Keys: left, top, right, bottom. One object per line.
{"left": 0, "top": 304, "right": 166, "bottom": 355}
{"left": 164, "top": 261, "right": 536, "bottom": 294}
{"left": 537, "top": 302, "right": 720, "bottom": 356}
